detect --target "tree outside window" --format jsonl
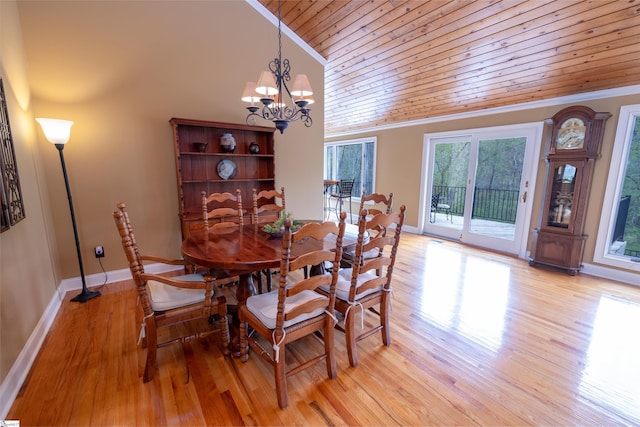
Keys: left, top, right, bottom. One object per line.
{"left": 324, "top": 137, "right": 376, "bottom": 197}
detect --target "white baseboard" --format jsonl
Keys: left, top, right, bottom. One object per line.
{"left": 57, "top": 263, "right": 185, "bottom": 296}
{"left": 0, "top": 290, "right": 62, "bottom": 419}
{"left": 582, "top": 262, "right": 640, "bottom": 287}
{"left": 0, "top": 262, "right": 182, "bottom": 419}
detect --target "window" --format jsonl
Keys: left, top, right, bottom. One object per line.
{"left": 594, "top": 104, "right": 640, "bottom": 271}
{"left": 324, "top": 137, "right": 376, "bottom": 197}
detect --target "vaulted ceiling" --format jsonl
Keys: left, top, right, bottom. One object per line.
{"left": 257, "top": 0, "right": 640, "bottom": 135}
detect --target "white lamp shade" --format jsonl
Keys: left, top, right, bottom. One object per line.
{"left": 255, "top": 71, "right": 278, "bottom": 96}
{"left": 270, "top": 94, "right": 287, "bottom": 110}
{"left": 241, "top": 82, "right": 261, "bottom": 104}
{"left": 36, "top": 118, "right": 74, "bottom": 145}
{"left": 291, "top": 74, "right": 313, "bottom": 97}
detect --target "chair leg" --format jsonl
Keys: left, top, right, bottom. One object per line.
{"left": 335, "top": 197, "right": 342, "bottom": 221}
{"left": 217, "top": 296, "right": 231, "bottom": 355}
{"left": 143, "top": 320, "right": 158, "bottom": 382}
{"left": 381, "top": 294, "right": 391, "bottom": 347}
{"left": 255, "top": 271, "right": 264, "bottom": 294}
{"left": 325, "top": 315, "right": 337, "bottom": 379}
{"left": 180, "top": 340, "right": 191, "bottom": 384}
{"left": 239, "top": 320, "right": 249, "bottom": 362}
{"left": 264, "top": 269, "right": 272, "bottom": 292}
{"left": 274, "top": 344, "right": 289, "bottom": 409}
{"left": 344, "top": 306, "right": 359, "bottom": 367}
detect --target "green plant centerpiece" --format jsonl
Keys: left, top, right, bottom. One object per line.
{"left": 262, "top": 210, "right": 303, "bottom": 236}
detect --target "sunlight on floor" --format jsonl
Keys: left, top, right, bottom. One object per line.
{"left": 580, "top": 295, "right": 640, "bottom": 420}
{"left": 419, "top": 241, "right": 509, "bottom": 352}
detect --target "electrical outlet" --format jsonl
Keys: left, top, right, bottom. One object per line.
{"left": 94, "top": 245, "right": 105, "bottom": 258}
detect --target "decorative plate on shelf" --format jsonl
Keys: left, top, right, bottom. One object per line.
{"left": 217, "top": 159, "right": 237, "bottom": 180}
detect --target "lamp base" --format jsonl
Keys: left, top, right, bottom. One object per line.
{"left": 71, "top": 288, "right": 101, "bottom": 303}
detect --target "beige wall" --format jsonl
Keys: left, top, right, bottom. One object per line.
{"left": 326, "top": 94, "right": 640, "bottom": 271}
{"left": 1, "top": 0, "right": 324, "bottom": 384}
{"left": 19, "top": 0, "right": 326, "bottom": 279}
{"left": 0, "top": 0, "right": 58, "bottom": 382}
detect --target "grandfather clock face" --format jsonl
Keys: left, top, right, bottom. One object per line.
{"left": 555, "top": 117, "right": 586, "bottom": 150}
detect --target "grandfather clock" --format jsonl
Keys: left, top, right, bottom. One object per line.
{"left": 529, "top": 105, "right": 611, "bottom": 275}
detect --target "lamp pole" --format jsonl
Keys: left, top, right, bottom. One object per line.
{"left": 37, "top": 118, "right": 100, "bottom": 303}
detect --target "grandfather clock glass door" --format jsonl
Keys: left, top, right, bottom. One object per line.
{"left": 547, "top": 163, "right": 577, "bottom": 230}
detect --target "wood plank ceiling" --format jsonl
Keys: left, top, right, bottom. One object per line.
{"left": 257, "top": 0, "right": 640, "bottom": 135}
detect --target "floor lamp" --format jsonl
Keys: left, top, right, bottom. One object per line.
{"left": 36, "top": 118, "right": 101, "bottom": 303}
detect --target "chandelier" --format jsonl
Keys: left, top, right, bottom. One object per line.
{"left": 242, "top": 0, "right": 313, "bottom": 134}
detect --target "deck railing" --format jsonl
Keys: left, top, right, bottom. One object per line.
{"left": 433, "top": 186, "right": 639, "bottom": 257}
{"left": 432, "top": 185, "right": 519, "bottom": 224}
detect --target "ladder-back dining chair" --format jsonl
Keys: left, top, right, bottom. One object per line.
{"left": 252, "top": 187, "right": 285, "bottom": 225}
{"left": 202, "top": 189, "right": 244, "bottom": 229}
{"left": 342, "top": 190, "right": 394, "bottom": 268}
{"left": 113, "top": 203, "right": 230, "bottom": 383}
{"left": 319, "top": 205, "right": 405, "bottom": 367}
{"left": 252, "top": 187, "right": 286, "bottom": 293}
{"left": 238, "top": 212, "right": 347, "bottom": 409}
{"left": 200, "top": 190, "right": 244, "bottom": 288}
{"left": 358, "top": 190, "right": 393, "bottom": 217}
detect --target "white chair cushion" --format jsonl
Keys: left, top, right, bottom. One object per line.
{"left": 246, "top": 289, "right": 328, "bottom": 329}
{"left": 147, "top": 273, "right": 206, "bottom": 312}
{"left": 320, "top": 268, "right": 380, "bottom": 301}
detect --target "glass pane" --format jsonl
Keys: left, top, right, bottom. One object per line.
{"left": 363, "top": 141, "right": 374, "bottom": 195}
{"left": 608, "top": 117, "right": 640, "bottom": 258}
{"left": 337, "top": 144, "right": 362, "bottom": 196}
{"left": 430, "top": 140, "right": 470, "bottom": 229}
{"left": 469, "top": 137, "right": 526, "bottom": 240}
{"left": 546, "top": 164, "right": 576, "bottom": 228}
{"left": 325, "top": 146, "right": 335, "bottom": 179}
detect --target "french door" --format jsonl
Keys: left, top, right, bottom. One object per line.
{"left": 420, "top": 123, "right": 542, "bottom": 256}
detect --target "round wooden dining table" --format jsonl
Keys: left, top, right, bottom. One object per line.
{"left": 181, "top": 221, "right": 361, "bottom": 355}
{"left": 180, "top": 221, "right": 362, "bottom": 307}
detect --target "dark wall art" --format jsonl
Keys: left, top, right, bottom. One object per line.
{"left": 0, "top": 78, "right": 26, "bottom": 232}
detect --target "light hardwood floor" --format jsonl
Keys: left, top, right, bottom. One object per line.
{"left": 8, "top": 233, "right": 640, "bottom": 425}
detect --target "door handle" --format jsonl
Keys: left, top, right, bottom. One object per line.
{"left": 521, "top": 191, "right": 527, "bottom": 203}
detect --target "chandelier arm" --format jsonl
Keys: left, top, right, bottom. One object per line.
{"left": 261, "top": 104, "right": 276, "bottom": 121}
